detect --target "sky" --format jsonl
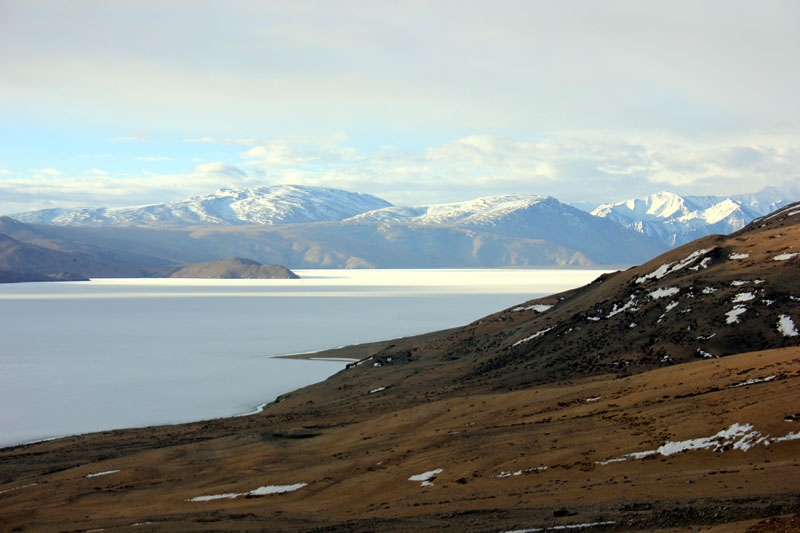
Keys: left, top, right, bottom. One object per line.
{"left": 1, "top": 0, "right": 799, "bottom": 214}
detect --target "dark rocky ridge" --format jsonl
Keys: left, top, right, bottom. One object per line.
{"left": 169, "top": 257, "right": 298, "bottom": 279}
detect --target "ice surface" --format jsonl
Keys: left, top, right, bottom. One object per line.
{"left": 0, "top": 269, "right": 609, "bottom": 447}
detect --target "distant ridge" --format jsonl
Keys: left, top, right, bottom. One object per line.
{"left": 169, "top": 258, "right": 298, "bottom": 279}
{"left": 4, "top": 188, "right": 668, "bottom": 268}
{"left": 5, "top": 183, "right": 799, "bottom": 269}
{"left": 10, "top": 185, "right": 392, "bottom": 227}
{"left": 592, "top": 185, "right": 798, "bottom": 246}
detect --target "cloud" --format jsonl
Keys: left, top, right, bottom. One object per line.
{"left": 2, "top": 130, "right": 799, "bottom": 216}
{"left": 136, "top": 156, "right": 171, "bottom": 161}
{"left": 183, "top": 137, "right": 258, "bottom": 146}
{"left": 237, "top": 132, "right": 800, "bottom": 205}
{"left": 111, "top": 133, "right": 151, "bottom": 143}
{"left": 3, "top": 2, "right": 796, "bottom": 142}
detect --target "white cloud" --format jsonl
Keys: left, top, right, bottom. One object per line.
{"left": 137, "top": 156, "right": 171, "bottom": 161}
{"left": 2, "top": 128, "right": 799, "bottom": 216}
{"left": 111, "top": 133, "right": 151, "bottom": 143}
{"left": 183, "top": 137, "right": 258, "bottom": 146}
{"left": 3, "top": 2, "right": 797, "bottom": 140}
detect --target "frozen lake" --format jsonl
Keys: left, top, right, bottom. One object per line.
{"left": 0, "top": 268, "right": 610, "bottom": 447}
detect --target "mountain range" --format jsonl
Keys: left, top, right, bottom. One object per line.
{"left": 2, "top": 201, "right": 798, "bottom": 531}
{"left": 591, "top": 183, "right": 799, "bottom": 246}
{"left": 1, "top": 182, "right": 798, "bottom": 278}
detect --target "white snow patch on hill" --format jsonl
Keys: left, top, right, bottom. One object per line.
{"left": 732, "top": 292, "right": 756, "bottom": 303}
{"left": 188, "top": 482, "right": 307, "bottom": 502}
{"left": 408, "top": 468, "right": 443, "bottom": 487}
{"left": 649, "top": 286, "right": 680, "bottom": 299}
{"left": 597, "top": 423, "right": 800, "bottom": 466}
{"left": 777, "top": 314, "right": 799, "bottom": 337}
{"left": 513, "top": 304, "right": 553, "bottom": 312}
{"left": 513, "top": 326, "right": 556, "bottom": 346}
{"left": 636, "top": 249, "right": 710, "bottom": 284}
{"left": 726, "top": 305, "right": 747, "bottom": 324}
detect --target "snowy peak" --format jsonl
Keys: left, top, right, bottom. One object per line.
{"left": 591, "top": 189, "right": 794, "bottom": 247}
{"left": 348, "top": 194, "right": 553, "bottom": 228}
{"left": 593, "top": 191, "right": 710, "bottom": 220}
{"left": 11, "top": 185, "right": 393, "bottom": 227}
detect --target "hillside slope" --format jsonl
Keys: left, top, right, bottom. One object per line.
{"left": 1, "top": 203, "right": 798, "bottom": 532}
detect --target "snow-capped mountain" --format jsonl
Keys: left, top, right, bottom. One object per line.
{"left": 7, "top": 183, "right": 797, "bottom": 269}
{"left": 349, "top": 194, "right": 554, "bottom": 229}
{"left": 347, "top": 194, "right": 661, "bottom": 254}
{"left": 11, "top": 185, "right": 392, "bottom": 227}
{"left": 591, "top": 189, "right": 794, "bottom": 246}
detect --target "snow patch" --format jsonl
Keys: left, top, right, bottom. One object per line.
{"left": 729, "top": 253, "right": 750, "bottom": 260}
{"left": 513, "top": 304, "right": 553, "bottom": 313}
{"left": 188, "top": 482, "right": 307, "bottom": 502}
{"left": 725, "top": 305, "right": 747, "bottom": 324}
{"left": 513, "top": 326, "right": 556, "bottom": 347}
{"left": 0, "top": 483, "right": 38, "bottom": 495}
{"left": 408, "top": 468, "right": 443, "bottom": 487}
{"left": 702, "top": 286, "right": 717, "bottom": 294}
{"left": 502, "top": 520, "right": 617, "bottom": 532}
{"left": 598, "top": 423, "right": 770, "bottom": 465}
{"left": 731, "top": 375, "right": 776, "bottom": 388}
{"left": 497, "top": 470, "right": 523, "bottom": 478}
{"left": 774, "top": 252, "right": 798, "bottom": 261}
{"left": 636, "top": 249, "right": 711, "bottom": 284}
{"left": 773, "top": 432, "right": 800, "bottom": 443}
{"left": 777, "top": 315, "right": 799, "bottom": 337}
{"left": 649, "top": 286, "right": 680, "bottom": 299}
{"left": 606, "top": 295, "right": 638, "bottom": 317}
{"left": 369, "top": 386, "right": 386, "bottom": 394}
{"left": 86, "top": 470, "right": 120, "bottom": 478}
{"left": 732, "top": 292, "right": 756, "bottom": 303}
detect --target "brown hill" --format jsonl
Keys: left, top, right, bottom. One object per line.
{"left": 1, "top": 204, "right": 798, "bottom": 531}
{"left": 0, "top": 217, "right": 173, "bottom": 279}
{"left": 169, "top": 257, "right": 298, "bottom": 279}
